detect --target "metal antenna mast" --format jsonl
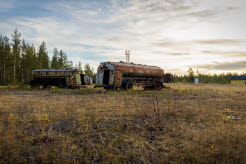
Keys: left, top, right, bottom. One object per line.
{"left": 125, "top": 50, "right": 130, "bottom": 63}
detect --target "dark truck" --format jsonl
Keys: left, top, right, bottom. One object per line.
{"left": 30, "top": 69, "right": 88, "bottom": 88}
{"left": 163, "top": 73, "right": 174, "bottom": 83}
{"left": 95, "top": 61, "right": 167, "bottom": 90}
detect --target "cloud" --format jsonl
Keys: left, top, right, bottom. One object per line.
{"left": 194, "top": 60, "right": 246, "bottom": 71}
{"left": 1, "top": 0, "right": 246, "bottom": 74}
{"left": 153, "top": 39, "right": 245, "bottom": 48}
{"left": 194, "top": 39, "right": 245, "bottom": 45}
{"left": 150, "top": 50, "right": 190, "bottom": 56}
{"left": 184, "top": 9, "right": 217, "bottom": 18}
{"left": 201, "top": 50, "right": 246, "bottom": 57}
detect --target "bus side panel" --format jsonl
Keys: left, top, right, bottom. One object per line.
{"left": 76, "top": 74, "right": 81, "bottom": 85}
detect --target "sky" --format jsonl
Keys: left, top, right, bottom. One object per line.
{"left": 0, "top": 0, "right": 246, "bottom": 75}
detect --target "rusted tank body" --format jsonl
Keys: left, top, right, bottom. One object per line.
{"left": 95, "top": 61, "right": 165, "bottom": 90}
{"left": 30, "top": 69, "right": 88, "bottom": 88}
{"left": 111, "top": 62, "right": 164, "bottom": 78}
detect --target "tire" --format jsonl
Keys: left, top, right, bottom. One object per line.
{"left": 124, "top": 80, "right": 133, "bottom": 91}
{"left": 43, "top": 80, "right": 49, "bottom": 89}
{"left": 30, "top": 80, "right": 38, "bottom": 89}
{"left": 154, "top": 81, "right": 163, "bottom": 91}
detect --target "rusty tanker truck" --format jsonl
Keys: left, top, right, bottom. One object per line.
{"left": 30, "top": 69, "right": 88, "bottom": 88}
{"left": 95, "top": 61, "right": 167, "bottom": 90}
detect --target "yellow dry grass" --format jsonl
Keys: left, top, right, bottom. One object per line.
{"left": 0, "top": 84, "right": 245, "bottom": 163}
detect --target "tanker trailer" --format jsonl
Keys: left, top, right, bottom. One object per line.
{"left": 95, "top": 61, "right": 165, "bottom": 90}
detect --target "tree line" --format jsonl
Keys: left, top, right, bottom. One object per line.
{"left": 0, "top": 29, "right": 94, "bottom": 85}
{"left": 174, "top": 68, "right": 246, "bottom": 84}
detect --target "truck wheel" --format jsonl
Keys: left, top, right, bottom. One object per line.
{"left": 124, "top": 80, "right": 133, "bottom": 90}
{"left": 154, "top": 82, "right": 163, "bottom": 91}
{"left": 43, "top": 80, "right": 49, "bottom": 89}
{"left": 30, "top": 80, "right": 38, "bottom": 89}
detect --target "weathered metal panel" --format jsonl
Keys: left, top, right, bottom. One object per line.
{"left": 115, "top": 71, "right": 122, "bottom": 87}
{"left": 32, "top": 69, "right": 83, "bottom": 77}
{"left": 231, "top": 76, "right": 246, "bottom": 80}
{"left": 96, "top": 71, "right": 104, "bottom": 86}
{"left": 109, "top": 70, "right": 115, "bottom": 85}
{"left": 194, "top": 78, "right": 199, "bottom": 84}
{"left": 66, "top": 77, "right": 70, "bottom": 86}
{"left": 231, "top": 80, "right": 246, "bottom": 85}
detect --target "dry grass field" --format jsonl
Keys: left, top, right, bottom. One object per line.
{"left": 0, "top": 83, "right": 245, "bottom": 163}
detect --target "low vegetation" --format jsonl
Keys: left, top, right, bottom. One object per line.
{"left": 174, "top": 68, "right": 245, "bottom": 84}
{"left": 0, "top": 84, "right": 245, "bottom": 163}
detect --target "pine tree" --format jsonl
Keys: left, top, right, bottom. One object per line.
{"left": 20, "top": 42, "right": 37, "bottom": 83}
{"left": 84, "top": 63, "right": 94, "bottom": 77}
{"left": 188, "top": 67, "right": 194, "bottom": 77}
{"left": 27, "top": 44, "right": 37, "bottom": 82}
{"left": 11, "top": 29, "right": 21, "bottom": 84}
{"left": 51, "top": 48, "right": 59, "bottom": 69}
{"left": 67, "top": 60, "right": 73, "bottom": 68}
{"left": 0, "top": 35, "right": 4, "bottom": 84}
{"left": 78, "top": 61, "right": 82, "bottom": 70}
{"left": 57, "top": 50, "right": 67, "bottom": 69}
{"left": 3, "top": 36, "right": 11, "bottom": 84}
{"left": 196, "top": 69, "right": 200, "bottom": 77}
{"left": 20, "top": 39, "right": 27, "bottom": 82}
{"left": 188, "top": 67, "right": 195, "bottom": 83}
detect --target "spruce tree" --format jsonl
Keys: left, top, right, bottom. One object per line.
{"left": 25, "top": 44, "right": 37, "bottom": 82}
{"left": 37, "top": 41, "right": 49, "bottom": 69}
{"left": 51, "top": 48, "right": 59, "bottom": 69}
{"left": 58, "top": 50, "right": 68, "bottom": 69}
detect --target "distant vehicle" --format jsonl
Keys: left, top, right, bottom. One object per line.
{"left": 95, "top": 61, "right": 166, "bottom": 90}
{"left": 163, "top": 73, "right": 174, "bottom": 83}
{"left": 30, "top": 69, "right": 88, "bottom": 88}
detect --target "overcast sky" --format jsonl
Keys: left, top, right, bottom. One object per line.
{"left": 0, "top": 0, "right": 245, "bottom": 74}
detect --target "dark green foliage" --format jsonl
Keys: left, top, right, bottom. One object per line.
{"left": 20, "top": 42, "right": 37, "bottom": 83}
{"left": 84, "top": 63, "right": 94, "bottom": 77}
{"left": 0, "top": 35, "right": 12, "bottom": 84}
{"left": 51, "top": 48, "right": 73, "bottom": 69}
{"left": 11, "top": 29, "right": 21, "bottom": 84}
{"left": 174, "top": 72, "right": 245, "bottom": 84}
{"left": 51, "top": 48, "right": 59, "bottom": 69}
{"left": 37, "top": 41, "right": 49, "bottom": 69}
{"left": 57, "top": 50, "right": 67, "bottom": 69}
